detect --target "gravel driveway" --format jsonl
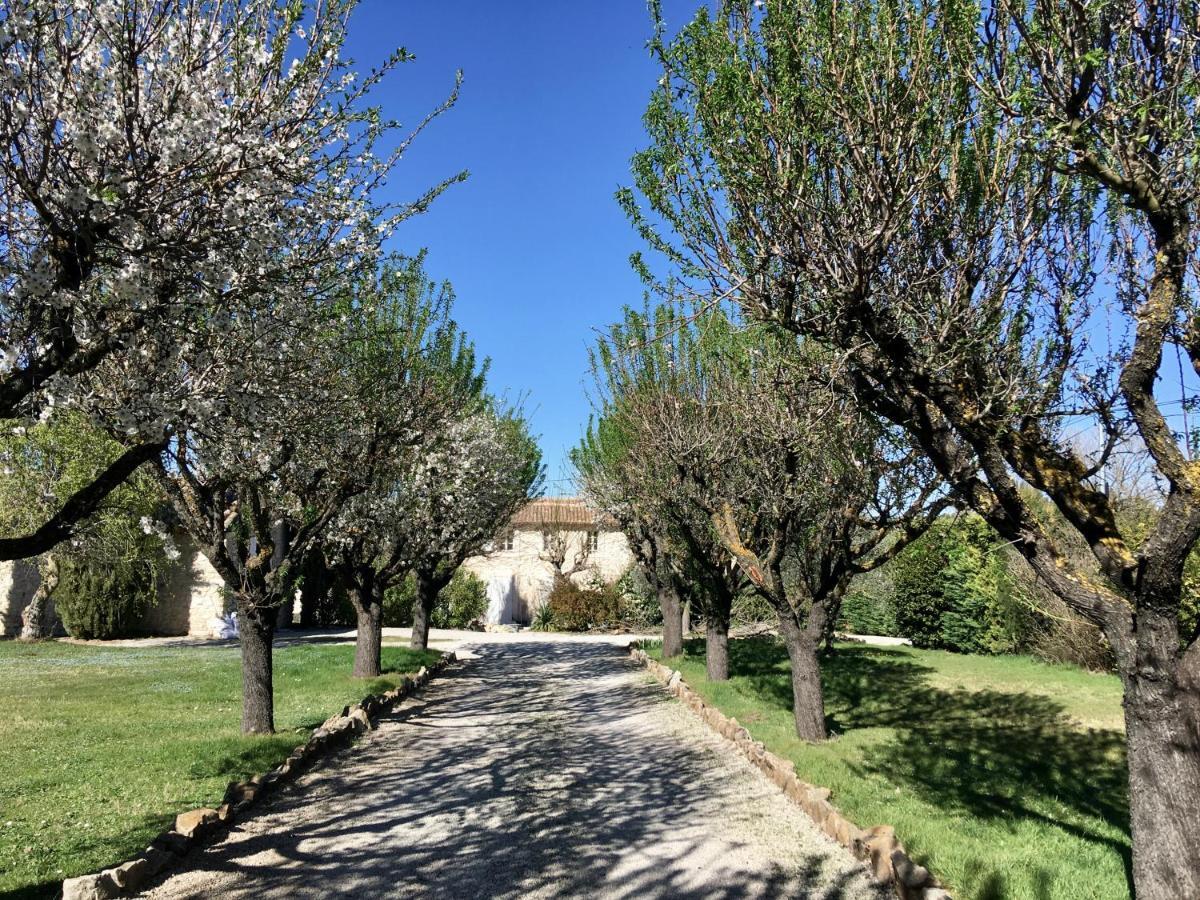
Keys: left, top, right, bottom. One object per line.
{"left": 142, "top": 638, "right": 882, "bottom": 899}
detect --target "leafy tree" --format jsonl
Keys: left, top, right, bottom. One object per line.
{"left": 397, "top": 406, "right": 543, "bottom": 651}
{"left": 0, "top": 412, "right": 170, "bottom": 638}
{"left": 0, "top": 0, "right": 464, "bottom": 560}
{"left": 313, "top": 256, "right": 485, "bottom": 677}
{"left": 575, "top": 416, "right": 689, "bottom": 657}
{"left": 627, "top": 0, "right": 1200, "bottom": 891}
{"left": 591, "top": 305, "right": 944, "bottom": 737}
{"left": 579, "top": 305, "right": 747, "bottom": 678}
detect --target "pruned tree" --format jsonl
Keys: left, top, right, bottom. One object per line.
{"left": 595, "top": 303, "right": 943, "bottom": 728}
{"left": 0, "top": 0, "right": 463, "bottom": 559}
{"left": 398, "top": 406, "right": 543, "bottom": 651}
{"left": 575, "top": 422, "right": 688, "bottom": 657}
{"left": 319, "top": 260, "right": 485, "bottom": 678}
{"left": 628, "top": 0, "right": 1200, "bottom": 892}
{"left": 581, "top": 305, "right": 750, "bottom": 679}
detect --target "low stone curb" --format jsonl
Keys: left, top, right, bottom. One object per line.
{"left": 628, "top": 644, "right": 951, "bottom": 900}
{"left": 62, "top": 652, "right": 458, "bottom": 900}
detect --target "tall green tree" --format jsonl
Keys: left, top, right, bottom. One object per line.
{"left": 626, "top": 0, "right": 1200, "bottom": 893}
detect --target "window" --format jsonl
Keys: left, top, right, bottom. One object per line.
{"left": 586, "top": 530, "right": 599, "bottom": 553}
{"left": 502, "top": 529, "right": 515, "bottom": 552}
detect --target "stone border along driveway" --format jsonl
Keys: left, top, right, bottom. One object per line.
{"left": 629, "top": 644, "right": 952, "bottom": 900}
{"left": 61, "top": 653, "right": 458, "bottom": 900}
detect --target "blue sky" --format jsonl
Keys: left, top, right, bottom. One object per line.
{"left": 344, "top": 2, "right": 700, "bottom": 492}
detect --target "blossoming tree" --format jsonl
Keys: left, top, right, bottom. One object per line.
{"left": 0, "top": 0, "right": 462, "bottom": 559}
{"left": 398, "top": 406, "right": 543, "bottom": 651}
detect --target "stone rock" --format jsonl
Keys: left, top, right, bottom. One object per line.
{"left": 62, "top": 874, "right": 118, "bottom": 900}
{"left": 862, "top": 825, "right": 900, "bottom": 882}
{"left": 349, "top": 708, "right": 372, "bottom": 731}
{"left": 151, "top": 829, "right": 191, "bottom": 856}
{"left": 892, "top": 849, "right": 931, "bottom": 888}
{"left": 666, "top": 670, "right": 682, "bottom": 690}
{"left": 174, "top": 808, "right": 219, "bottom": 839}
{"left": 140, "top": 846, "right": 175, "bottom": 874}
{"left": 921, "top": 889, "right": 953, "bottom": 900}
{"left": 108, "top": 857, "right": 150, "bottom": 890}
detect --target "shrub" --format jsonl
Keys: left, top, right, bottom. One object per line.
{"left": 55, "top": 500, "right": 169, "bottom": 640}
{"left": 547, "top": 576, "right": 619, "bottom": 631}
{"left": 892, "top": 516, "right": 1030, "bottom": 654}
{"left": 381, "top": 569, "right": 487, "bottom": 630}
{"left": 56, "top": 551, "right": 161, "bottom": 639}
{"left": 531, "top": 602, "right": 555, "bottom": 631}
{"left": 431, "top": 570, "right": 487, "bottom": 629}
{"left": 838, "top": 590, "right": 899, "bottom": 637}
{"left": 612, "top": 567, "right": 662, "bottom": 631}
{"left": 731, "top": 589, "right": 775, "bottom": 629}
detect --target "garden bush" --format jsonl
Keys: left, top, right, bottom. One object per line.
{"left": 382, "top": 569, "right": 487, "bottom": 629}
{"left": 892, "top": 516, "right": 1031, "bottom": 654}
{"left": 547, "top": 575, "right": 619, "bottom": 631}
{"left": 55, "top": 512, "right": 168, "bottom": 640}
{"left": 838, "top": 590, "right": 899, "bottom": 637}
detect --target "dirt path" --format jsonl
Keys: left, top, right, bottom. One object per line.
{"left": 143, "top": 639, "right": 883, "bottom": 899}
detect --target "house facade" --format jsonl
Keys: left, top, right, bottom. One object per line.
{"left": 463, "top": 497, "right": 633, "bottom": 624}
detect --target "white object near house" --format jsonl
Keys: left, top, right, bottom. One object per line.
{"left": 484, "top": 574, "right": 516, "bottom": 625}
{"left": 463, "top": 496, "right": 634, "bottom": 625}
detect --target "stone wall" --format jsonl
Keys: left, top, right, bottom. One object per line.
{"left": 0, "top": 559, "right": 43, "bottom": 638}
{"left": 0, "top": 538, "right": 230, "bottom": 639}
{"left": 463, "top": 525, "right": 634, "bottom": 623}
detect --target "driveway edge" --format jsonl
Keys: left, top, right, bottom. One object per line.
{"left": 61, "top": 652, "right": 459, "bottom": 900}
{"left": 628, "top": 643, "right": 951, "bottom": 900}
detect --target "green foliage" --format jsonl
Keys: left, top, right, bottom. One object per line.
{"left": 613, "top": 566, "right": 662, "bottom": 631}
{"left": 382, "top": 577, "right": 417, "bottom": 627}
{"left": 382, "top": 569, "right": 487, "bottom": 630}
{"left": 0, "top": 413, "right": 172, "bottom": 639}
{"left": 893, "top": 517, "right": 1030, "bottom": 654}
{"left": 838, "top": 590, "right": 899, "bottom": 637}
{"left": 547, "top": 576, "right": 620, "bottom": 631}
{"left": 530, "top": 602, "right": 555, "bottom": 632}
{"left": 430, "top": 569, "right": 487, "bottom": 629}
{"left": 56, "top": 545, "right": 161, "bottom": 640}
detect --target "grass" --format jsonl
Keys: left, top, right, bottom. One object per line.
{"left": 0, "top": 640, "right": 439, "bottom": 900}
{"left": 651, "top": 638, "right": 1130, "bottom": 900}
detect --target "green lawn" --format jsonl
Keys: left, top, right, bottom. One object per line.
{"left": 0, "top": 640, "right": 439, "bottom": 900}
{"left": 652, "top": 638, "right": 1130, "bottom": 900}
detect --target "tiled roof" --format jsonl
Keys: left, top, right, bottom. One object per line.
{"left": 511, "top": 497, "right": 614, "bottom": 528}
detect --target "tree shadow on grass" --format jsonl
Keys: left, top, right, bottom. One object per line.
{"left": 186, "top": 735, "right": 300, "bottom": 782}
{"left": 721, "top": 640, "right": 1132, "bottom": 898}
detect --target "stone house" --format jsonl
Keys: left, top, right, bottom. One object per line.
{"left": 463, "top": 497, "right": 633, "bottom": 625}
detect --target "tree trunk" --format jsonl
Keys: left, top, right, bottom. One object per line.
{"left": 20, "top": 554, "right": 58, "bottom": 640}
{"left": 270, "top": 520, "right": 292, "bottom": 630}
{"left": 237, "top": 600, "right": 276, "bottom": 735}
{"left": 705, "top": 584, "right": 733, "bottom": 681}
{"left": 410, "top": 571, "right": 437, "bottom": 650}
{"left": 778, "top": 613, "right": 827, "bottom": 741}
{"left": 1120, "top": 618, "right": 1200, "bottom": 899}
{"left": 706, "top": 617, "right": 730, "bottom": 681}
{"left": 659, "top": 580, "right": 683, "bottom": 658}
{"left": 681, "top": 601, "right": 691, "bottom": 637}
{"left": 350, "top": 580, "right": 383, "bottom": 678}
